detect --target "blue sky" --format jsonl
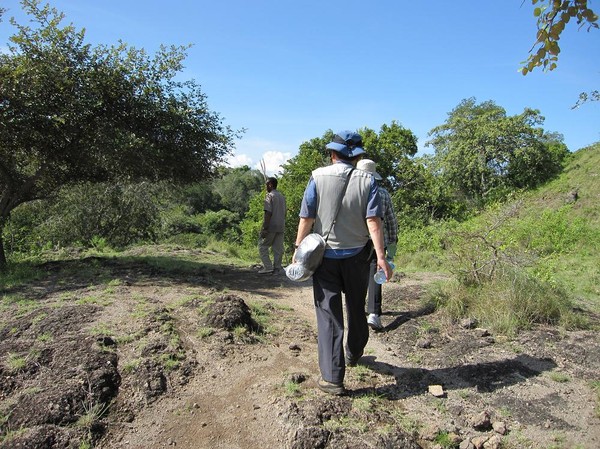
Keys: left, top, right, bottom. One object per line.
{"left": 2, "top": 0, "right": 599, "bottom": 175}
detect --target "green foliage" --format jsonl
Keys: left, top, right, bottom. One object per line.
{"left": 426, "top": 144, "right": 600, "bottom": 334}
{"left": 0, "top": 0, "right": 236, "bottom": 268}
{"left": 159, "top": 205, "right": 203, "bottom": 237}
{"left": 39, "top": 182, "right": 160, "bottom": 249}
{"left": 523, "top": 0, "right": 598, "bottom": 75}
{"left": 179, "top": 182, "right": 222, "bottom": 214}
{"left": 426, "top": 98, "right": 568, "bottom": 209}
{"left": 359, "top": 121, "right": 418, "bottom": 191}
{"left": 240, "top": 189, "right": 266, "bottom": 249}
{"left": 198, "top": 210, "right": 241, "bottom": 242}
{"left": 434, "top": 269, "right": 576, "bottom": 336}
{"left": 212, "top": 166, "right": 264, "bottom": 217}
{"left": 512, "top": 206, "right": 592, "bottom": 256}
{"left": 433, "top": 430, "right": 459, "bottom": 449}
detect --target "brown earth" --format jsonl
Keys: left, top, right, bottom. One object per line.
{"left": 1, "top": 247, "right": 599, "bottom": 449}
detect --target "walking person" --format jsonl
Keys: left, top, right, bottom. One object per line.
{"left": 356, "top": 159, "right": 398, "bottom": 331}
{"left": 293, "top": 130, "right": 392, "bottom": 395}
{"left": 258, "top": 177, "right": 286, "bottom": 274}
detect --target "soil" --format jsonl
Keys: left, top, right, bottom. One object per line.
{"left": 1, "top": 247, "right": 599, "bottom": 449}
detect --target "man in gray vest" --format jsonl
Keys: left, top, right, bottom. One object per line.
{"left": 293, "top": 130, "right": 392, "bottom": 395}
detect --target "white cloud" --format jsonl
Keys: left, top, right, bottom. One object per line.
{"left": 225, "top": 152, "right": 253, "bottom": 168}
{"left": 255, "top": 150, "right": 292, "bottom": 177}
{"left": 228, "top": 136, "right": 296, "bottom": 177}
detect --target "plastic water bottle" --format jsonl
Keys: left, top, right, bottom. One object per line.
{"left": 374, "top": 261, "right": 395, "bottom": 284}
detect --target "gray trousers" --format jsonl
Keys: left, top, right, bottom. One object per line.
{"left": 258, "top": 231, "right": 284, "bottom": 270}
{"left": 312, "top": 242, "right": 372, "bottom": 384}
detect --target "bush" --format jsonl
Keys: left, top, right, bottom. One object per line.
{"left": 3, "top": 199, "right": 51, "bottom": 255}
{"left": 159, "top": 205, "right": 202, "bottom": 237}
{"left": 199, "top": 210, "right": 241, "bottom": 242}
{"left": 43, "top": 182, "right": 160, "bottom": 248}
{"left": 433, "top": 268, "right": 578, "bottom": 336}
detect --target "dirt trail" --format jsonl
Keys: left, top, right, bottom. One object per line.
{"left": 99, "top": 267, "right": 600, "bottom": 449}
{"left": 1, "top": 253, "right": 598, "bottom": 449}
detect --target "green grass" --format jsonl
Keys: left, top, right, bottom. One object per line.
{"left": 0, "top": 262, "right": 46, "bottom": 289}
{"left": 76, "top": 401, "right": 110, "bottom": 429}
{"left": 283, "top": 380, "right": 302, "bottom": 397}
{"left": 433, "top": 430, "right": 459, "bottom": 448}
{"left": 3, "top": 352, "right": 27, "bottom": 373}
{"left": 197, "top": 327, "right": 214, "bottom": 339}
{"left": 352, "top": 394, "right": 382, "bottom": 413}
{"left": 549, "top": 372, "right": 571, "bottom": 383}
{"left": 1, "top": 294, "right": 41, "bottom": 317}
{"left": 323, "top": 415, "right": 368, "bottom": 433}
{"left": 406, "top": 144, "right": 600, "bottom": 336}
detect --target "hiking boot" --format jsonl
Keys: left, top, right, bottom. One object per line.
{"left": 317, "top": 377, "right": 346, "bottom": 396}
{"left": 367, "top": 313, "right": 383, "bottom": 330}
{"left": 258, "top": 268, "right": 274, "bottom": 274}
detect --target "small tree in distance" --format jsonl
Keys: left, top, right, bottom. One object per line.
{"left": 0, "top": 0, "right": 238, "bottom": 269}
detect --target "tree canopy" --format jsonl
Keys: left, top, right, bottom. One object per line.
{"left": 426, "top": 98, "right": 569, "bottom": 207}
{"left": 0, "top": 0, "right": 237, "bottom": 268}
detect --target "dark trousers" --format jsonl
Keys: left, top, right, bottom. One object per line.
{"left": 367, "top": 256, "right": 383, "bottom": 315}
{"left": 312, "top": 243, "right": 372, "bottom": 384}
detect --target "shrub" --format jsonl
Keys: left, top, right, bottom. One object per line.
{"left": 39, "top": 182, "right": 160, "bottom": 248}
{"left": 199, "top": 210, "right": 241, "bottom": 242}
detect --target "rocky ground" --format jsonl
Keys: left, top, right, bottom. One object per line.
{"left": 0, "top": 247, "right": 599, "bottom": 448}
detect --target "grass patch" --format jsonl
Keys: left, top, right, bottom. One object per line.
{"left": 390, "top": 408, "right": 421, "bottom": 437}
{"left": 323, "top": 415, "right": 368, "bottom": 433}
{"left": 197, "top": 327, "right": 214, "bottom": 339}
{"left": 76, "top": 401, "right": 110, "bottom": 429}
{"left": 0, "top": 262, "right": 45, "bottom": 289}
{"left": 433, "top": 269, "right": 584, "bottom": 337}
{"left": 1, "top": 294, "right": 41, "bottom": 318}
{"left": 352, "top": 394, "right": 381, "bottom": 413}
{"left": 122, "top": 359, "right": 142, "bottom": 374}
{"left": 283, "top": 380, "right": 302, "bottom": 397}
{"left": 76, "top": 295, "right": 112, "bottom": 306}
{"left": 549, "top": 372, "right": 570, "bottom": 383}
{"left": 159, "top": 352, "right": 184, "bottom": 371}
{"left": 433, "top": 430, "right": 459, "bottom": 448}
{"left": 350, "top": 364, "right": 371, "bottom": 383}
{"left": 4, "top": 352, "right": 27, "bottom": 373}
{"left": 36, "top": 332, "right": 53, "bottom": 343}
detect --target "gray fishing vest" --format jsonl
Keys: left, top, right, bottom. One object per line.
{"left": 312, "top": 163, "right": 373, "bottom": 250}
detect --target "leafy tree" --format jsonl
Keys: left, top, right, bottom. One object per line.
{"left": 212, "top": 166, "right": 264, "bottom": 217}
{"left": 179, "top": 182, "right": 222, "bottom": 215}
{"left": 426, "top": 98, "right": 568, "bottom": 207}
{"left": 0, "top": 0, "right": 236, "bottom": 268}
{"left": 360, "top": 121, "right": 419, "bottom": 192}
{"left": 523, "top": 0, "right": 598, "bottom": 75}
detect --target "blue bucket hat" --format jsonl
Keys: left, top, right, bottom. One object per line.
{"left": 325, "top": 130, "right": 365, "bottom": 158}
